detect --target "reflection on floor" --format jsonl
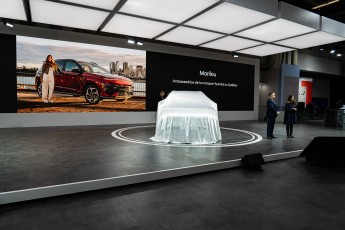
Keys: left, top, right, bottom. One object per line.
{"left": 0, "top": 120, "right": 343, "bottom": 203}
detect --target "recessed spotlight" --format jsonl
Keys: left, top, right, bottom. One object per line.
{"left": 127, "top": 39, "right": 135, "bottom": 44}
{"left": 337, "top": 54, "right": 342, "bottom": 57}
{"left": 136, "top": 41, "right": 143, "bottom": 46}
{"left": 3, "top": 20, "right": 13, "bottom": 28}
{"left": 233, "top": 54, "right": 239, "bottom": 58}
{"left": 330, "top": 50, "right": 336, "bottom": 54}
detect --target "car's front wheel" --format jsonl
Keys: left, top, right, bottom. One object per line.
{"left": 84, "top": 84, "right": 100, "bottom": 104}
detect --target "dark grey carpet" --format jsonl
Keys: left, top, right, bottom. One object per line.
{"left": 1, "top": 157, "right": 345, "bottom": 230}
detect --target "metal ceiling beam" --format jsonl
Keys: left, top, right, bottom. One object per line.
{"left": 45, "top": 0, "right": 111, "bottom": 12}
{"left": 153, "top": 0, "right": 224, "bottom": 40}
{"left": 22, "top": 0, "right": 32, "bottom": 23}
{"left": 98, "top": 0, "right": 128, "bottom": 32}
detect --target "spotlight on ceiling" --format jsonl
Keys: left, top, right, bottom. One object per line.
{"left": 233, "top": 53, "right": 239, "bottom": 58}
{"left": 330, "top": 49, "right": 336, "bottom": 54}
{"left": 127, "top": 38, "right": 135, "bottom": 44}
{"left": 337, "top": 53, "right": 342, "bottom": 57}
{"left": 3, "top": 20, "right": 13, "bottom": 28}
{"left": 128, "top": 38, "right": 143, "bottom": 46}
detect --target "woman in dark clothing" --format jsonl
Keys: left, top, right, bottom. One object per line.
{"left": 284, "top": 95, "right": 298, "bottom": 138}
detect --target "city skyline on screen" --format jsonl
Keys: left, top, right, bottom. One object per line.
{"left": 17, "top": 36, "right": 146, "bottom": 70}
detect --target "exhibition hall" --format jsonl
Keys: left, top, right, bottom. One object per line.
{"left": 1, "top": 0, "right": 345, "bottom": 229}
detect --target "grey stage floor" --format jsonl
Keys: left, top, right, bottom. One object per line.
{"left": 1, "top": 157, "right": 345, "bottom": 230}
{"left": 0, "top": 120, "right": 344, "bottom": 193}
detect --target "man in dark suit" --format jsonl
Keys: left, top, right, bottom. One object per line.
{"left": 266, "top": 92, "right": 280, "bottom": 139}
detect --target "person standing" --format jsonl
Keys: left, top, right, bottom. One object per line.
{"left": 284, "top": 95, "right": 299, "bottom": 138}
{"left": 41, "top": 55, "right": 58, "bottom": 103}
{"left": 266, "top": 92, "right": 280, "bottom": 139}
{"left": 159, "top": 90, "right": 166, "bottom": 100}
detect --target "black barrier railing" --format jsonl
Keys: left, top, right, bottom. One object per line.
{"left": 128, "top": 77, "right": 146, "bottom": 97}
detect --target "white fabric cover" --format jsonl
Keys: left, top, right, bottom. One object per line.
{"left": 150, "top": 91, "right": 222, "bottom": 144}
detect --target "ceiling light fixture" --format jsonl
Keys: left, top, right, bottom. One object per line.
{"left": 233, "top": 53, "right": 239, "bottom": 58}
{"left": 312, "top": 0, "right": 339, "bottom": 10}
{"left": 337, "top": 53, "right": 342, "bottom": 57}
{"left": 3, "top": 20, "right": 13, "bottom": 28}
{"left": 128, "top": 38, "right": 143, "bottom": 46}
{"left": 330, "top": 49, "right": 336, "bottom": 54}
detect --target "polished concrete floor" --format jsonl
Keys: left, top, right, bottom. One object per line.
{"left": 1, "top": 120, "right": 345, "bottom": 229}
{"left": 1, "top": 157, "right": 345, "bottom": 230}
{"left": 0, "top": 120, "right": 344, "bottom": 193}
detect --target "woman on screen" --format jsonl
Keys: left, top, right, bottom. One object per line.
{"left": 40, "top": 55, "right": 58, "bottom": 103}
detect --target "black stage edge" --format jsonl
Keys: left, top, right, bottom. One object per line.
{"left": 0, "top": 151, "right": 300, "bottom": 205}
{"left": 300, "top": 136, "right": 345, "bottom": 166}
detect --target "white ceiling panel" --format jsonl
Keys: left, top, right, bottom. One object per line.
{"left": 274, "top": 31, "right": 345, "bottom": 49}
{"left": 3, "top": 0, "right": 345, "bottom": 58}
{"left": 0, "top": 0, "right": 27, "bottom": 21}
{"left": 30, "top": 0, "right": 109, "bottom": 30}
{"left": 185, "top": 2, "right": 275, "bottom": 34}
{"left": 119, "top": 0, "right": 218, "bottom": 23}
{"left": 201, "top": 36, "right": 263, "bottom": 52}
{"left": 62, "top": 0, "right": 119, "bottom": 10}
{"left": 238, "top": 44, "right": 294, "bottom": 57}
{"left": 101, "top": 14, "right": 175, "bottom": 39}
{"left": 235, "top": 19, "right": 316, "bottom": 42}
{"left": 157, "top": 26, "right": 223, "bottom": 46}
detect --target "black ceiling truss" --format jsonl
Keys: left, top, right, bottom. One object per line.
{"left": 45, "top": 0, "right": 111, "bottom": 12}
{"left": 22, "top": 0, "right": 32, "bottom": 23}
{"left": 153, "top": 0, "right": 224, "bottom": 40}
{"left": 98, "top": 0, "right": 128, "bottom": 32}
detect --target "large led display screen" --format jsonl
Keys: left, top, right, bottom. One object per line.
{"left": 16, "top": 36, "right": 146, "bottom": 113}
{"left": 13, "top": 35, "right": 255, "bottom": 113}
{"left": 146, "top": 52, "right": 255, "bottom": 111}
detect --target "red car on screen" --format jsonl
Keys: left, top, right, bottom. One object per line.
{"left": 35, "top": 59, "right": 134, "bottom": 104}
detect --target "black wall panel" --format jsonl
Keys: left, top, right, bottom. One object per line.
{"left": 300, "top": 136, "right": 345, "bottom": 166}
{"left": 146, "top": 51, "right": 255, "bottom": 111}
{"left": 0, "top": 34, "right": 17, "bottom": 113}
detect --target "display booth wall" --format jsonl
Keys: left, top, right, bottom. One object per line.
{"left": 0, "top": 26, "right": 260, "bottom": 128}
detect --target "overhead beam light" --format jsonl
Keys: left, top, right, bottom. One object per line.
{"left": 3, "top": 20, "right": 13, "bottom": 28}
{"left": 312, "top": 0, "right": 339, "bottom": 10}
{"left": 128, "top": 38, "right": 143, "bottom": 46}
